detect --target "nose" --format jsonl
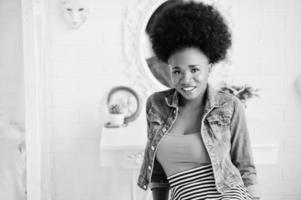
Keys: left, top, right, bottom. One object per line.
{"left": 181, "top": 71, "right": 193, "bottom": 83}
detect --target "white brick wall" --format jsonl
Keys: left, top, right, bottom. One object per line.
{"left": 46, "top": 0, "right": 301, "bottom": 199}
{"left": 230, "top": 0, "right": 301, "bottom": 199}
{"left": 0, "top": 0, "right": 24, "bottom": 128}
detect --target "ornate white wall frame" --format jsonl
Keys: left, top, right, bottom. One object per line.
{"left": 122, "top": 0, "right": 168, "bottom": 99}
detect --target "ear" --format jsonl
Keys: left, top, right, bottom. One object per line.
{"left": 208, "top": 64, "right": 213, "bottom": 73}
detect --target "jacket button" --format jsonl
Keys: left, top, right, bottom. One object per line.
{"left": 162, "top": 127, "right": 167, "bottom": 132}
{"left": 151, "top": 146, "right": 155, "bottom": 150}
{"left": 148, "top": 166, "right": 152, "bottom": 170}
{"left": 143, "top": 185, "right": 147, "bottom": 189}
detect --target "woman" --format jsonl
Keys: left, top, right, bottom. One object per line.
{"left": 138, "top": 1, "right": 259, "bottom": 200}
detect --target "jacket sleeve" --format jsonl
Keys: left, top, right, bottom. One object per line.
{"left": 230, "top": 98, "right": 258, "bottom": 187}
{"left": 146, "top": 95, "right": 170, "bottom": 189}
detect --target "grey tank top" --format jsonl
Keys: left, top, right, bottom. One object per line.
{"left": 156, "top": 132, "right": 211, "bottom": 176}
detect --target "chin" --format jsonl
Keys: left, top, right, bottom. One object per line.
{"left": 182, "top": 94, "right": 200, "bottom": 100}
{"left": 178, "top": 91, "right": 200, "bottom": 100}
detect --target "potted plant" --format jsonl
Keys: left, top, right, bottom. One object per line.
{"left": 108, "top": 104, "right": 125, "bottom": 126}
{"left": 220, "top": 84, "right": 259, "bottom": 107}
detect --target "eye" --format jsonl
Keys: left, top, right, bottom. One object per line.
{"left": 78, "top": 8, "right": 84, "bottom": 11}
{"left": 191, "top": 68, "right": 199, "bottom": 73}
{"left": 172, "top": 70, "right": 180, "bottom": 75}
{"left": 66, "top": 8, "right": 72, "bottom": 12}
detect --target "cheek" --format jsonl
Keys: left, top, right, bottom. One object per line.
{"left": 171, "top": 75, "right": 180, "bottom": 86}
{"left": 63, "top": 11, "right": 72, "bottom": 20}
{"left": 80, "top": 11, "right": 88, "bottom": 21}
{"left": 194, "top": 73, "right": 209, "bottom": 82}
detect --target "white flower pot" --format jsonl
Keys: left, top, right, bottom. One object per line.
{"left": 108, "top": 113, "right": 125, "bottom": 126}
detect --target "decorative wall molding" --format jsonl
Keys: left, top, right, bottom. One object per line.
{"left": 122, "top": 0, "right": 167, "bottom": 99}
{"left": 21, "top": 0, "right": 52, "bottom": 199}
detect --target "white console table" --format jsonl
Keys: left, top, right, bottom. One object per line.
{"left": 99, "top": 113, "right": 152, "bottom": 200}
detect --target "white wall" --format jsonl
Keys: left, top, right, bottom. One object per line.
{"left": 0, "top": 0, "right": 24, "bottom": 128}
{"left": 230, "top": 1, "right": 301, "bottom": 199}
{"left": 48, "top": 0, "right": 136, "bottom": 199}
{"left": 47, "top": 0, "right": 301, "bottom": 200}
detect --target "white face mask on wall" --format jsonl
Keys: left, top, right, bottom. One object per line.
{"left": 61, "top": 0, "right": 89, "bottom": 29}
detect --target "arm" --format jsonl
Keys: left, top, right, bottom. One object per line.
{"left": 246, "top": 184, "right": 260, "bottom": 199}
{"left": 151, "top": 187, "right": 169, "bottom": 200}
{"left": 230, "top": 99, "right": 260, "bottom": 198}
{"left": 146, "top": 96, "right": 170, "bottom": 198}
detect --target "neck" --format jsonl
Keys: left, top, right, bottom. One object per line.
{"left": 178, "top": 92, "right": 206, "bottom": 110}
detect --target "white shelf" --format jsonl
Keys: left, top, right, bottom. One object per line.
{"left": 100, "top": 111, "right": 147, "bottom": 151}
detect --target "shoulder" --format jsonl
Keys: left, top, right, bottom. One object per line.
{"left": 219, "top": 90, "right": 241, "bottom": 103}
{"left": 146, "top": 88, "right": 175, "bottom": 109}
{"left": 146, "top": 88, "right": 175, "bottom": 104}
{"left": 215, "top": 90, "right": 244, "bottom": 114}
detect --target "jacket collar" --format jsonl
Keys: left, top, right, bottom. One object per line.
{"left": 164, "top": 84, "right": 226, "bottom": 110}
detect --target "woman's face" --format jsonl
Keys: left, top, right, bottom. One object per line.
{"left": 168, "top": 47, "right": 211, "bottom": 101}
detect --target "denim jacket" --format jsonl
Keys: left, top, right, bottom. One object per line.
{"left": 137, "top": 85, "right": 257, "bottom": 193}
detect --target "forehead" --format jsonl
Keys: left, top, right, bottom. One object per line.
{"left": 62, "top": 0, "right": 86, "bottom": 8}
{"left": 168, "top": 48, "right": 209, "bottom": 67}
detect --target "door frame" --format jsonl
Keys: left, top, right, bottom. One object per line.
{"left": 21, "top": 0, "right": 52, "bottom": 199}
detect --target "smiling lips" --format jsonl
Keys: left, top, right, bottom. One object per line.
{"left": 181, "top": 86, "right": 197, "bottom": 93}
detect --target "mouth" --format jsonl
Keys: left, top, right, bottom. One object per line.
{"left": 181, "top": 86, "right": 197, "bottom": 93}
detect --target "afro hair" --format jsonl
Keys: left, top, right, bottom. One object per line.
{"left": 146, "top": 0, "right": 182, "bottom": 35}
{"left": 149, "top": 0, "right": 232, "bottom": 64}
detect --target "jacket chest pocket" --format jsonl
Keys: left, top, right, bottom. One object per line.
{"left": 147, "top": 108, "right": 163, "bottom": 139}
{"left": 206, "top": 114, "right": 231, "bottom": 143}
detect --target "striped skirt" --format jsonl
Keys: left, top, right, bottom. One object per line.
{"left": 167, "top": 164, "right": 252, "bottom": 200}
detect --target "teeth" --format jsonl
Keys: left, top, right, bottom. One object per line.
{"left": 182, "top": 87, "right": 195, "bottom": 91}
